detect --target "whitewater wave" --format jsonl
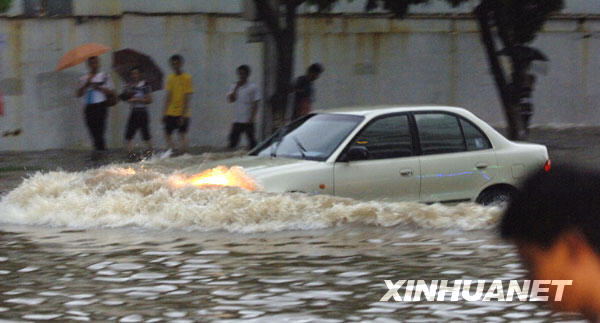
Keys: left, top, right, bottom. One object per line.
{"left": 0, "top": 165, "right": 503, "bottom": 233}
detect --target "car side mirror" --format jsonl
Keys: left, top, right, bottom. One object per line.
{"left": 346, "top": 146, "right": 369, "bottom": 161}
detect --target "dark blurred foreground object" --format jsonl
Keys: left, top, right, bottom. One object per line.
{"left": 501, "top": 166, "right": 600, "bottom": 248}
{"left": 112, "top": 49, "right": 163, "bottom": 92}
{"left": 501, "top": 165, "right": 600, "bottom": 319}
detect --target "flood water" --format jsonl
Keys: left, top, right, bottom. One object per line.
{"left": 0, "top": 127, "right": 595, "bottom": 322}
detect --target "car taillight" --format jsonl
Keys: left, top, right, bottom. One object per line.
{"left": 544, "top": 160, "right": 551, "bottom": 172}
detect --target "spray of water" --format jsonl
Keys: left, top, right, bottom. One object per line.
{"left": 0, "top": 156, "right": 503, "bottom": 233}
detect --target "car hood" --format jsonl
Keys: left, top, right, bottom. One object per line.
{"left": 191, "top": 155, "right": 331, "bottom": 193}
{"left": 195, "top": 155, "right": 316, "bottom": 177}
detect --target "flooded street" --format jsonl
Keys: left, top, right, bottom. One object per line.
{"left": 0, "top": 127, "right": 594, "bottom": 322}
{"left": 0, "top": 225, "right": 583, "bottom": 322}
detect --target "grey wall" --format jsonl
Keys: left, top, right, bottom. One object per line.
{"left": 0, "top": 15, "right": 262, "bottom": 151}
{"left": 5, "top": 0, "right": 600, "bottom": 17}
{"left": 1, "top": 14, "right": 599, "bottom": 151}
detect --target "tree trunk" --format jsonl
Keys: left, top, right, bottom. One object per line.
{"left": 474, "top": 3, "right": 523, "bottom": 140}
{"left": 254, "top": 0, "right": 299, "bottom": 134}
{"left": 271, "top": 26, "right": 296, "bottom": 130}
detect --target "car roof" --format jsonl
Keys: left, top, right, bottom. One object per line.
{"left": 314, "top": 105, "right": 470, "bottom": 117}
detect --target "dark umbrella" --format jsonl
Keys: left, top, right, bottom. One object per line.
{"left": 112, "top": 49, "right": 163, "bottom": 91}
{"left": 497, "top": 45, "right": 548, "bottom": 63}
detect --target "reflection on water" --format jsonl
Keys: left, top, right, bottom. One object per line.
{"left": 0, "top": 226, "right": 584, "bottom": 322}
{"left": 0, "top": 152, "right": 586, "bottom": 321}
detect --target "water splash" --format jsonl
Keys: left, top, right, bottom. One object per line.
{"left": 0, "top": 164, "right": 503, "bottom": 233}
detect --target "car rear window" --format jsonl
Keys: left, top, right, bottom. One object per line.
{"left": 460, "top": 118, "right": 492, "bottom": 151}
{"left": 415, "top": 113, "right": 467, "bottom": 155}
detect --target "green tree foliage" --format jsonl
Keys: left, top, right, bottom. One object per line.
{"left": 0, "top": 0, "right": 12, "bottom": 13}
{"left": 491, "top": 0, "right": 563, "bottom": 44}
{"left": 363, "top": 0, "right": 563, "bottom": 44}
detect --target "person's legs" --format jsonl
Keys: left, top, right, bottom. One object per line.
{"left": 163, "top": 116, "right": 177, "bottom": 150}
{"left": 179, "top": 134, "right": 187, "bottom": 152}
{"left": 243, "top": 123, "right": 257, "bottom": 149}
{"left": 84, "top": 105, "right": 97, "bottom": 148}
{"left": 96, "top": 104, "right": 108, "bottom": 151}
{"left": 165, "top": 134, "right": 175, "bottom": 150}
{"left": 125, "top": 111, "right": 138, "bottom": 154}
{"left": 85, "top": 103, "right": 107, "bottom": 151}
{"left": 143, "top": 140, "right": 153, "bottom": 156}
{"left": 176, "top": 133, "right": 187, "bottom": 153}
{"left": 178, "top": 117, "right": 189, "bottom": 153}
{"left": 139, "top": 110, "right": 152, "bottom": 154}
{"left": 229, "top": 123, "right": 243, "bottom": 149}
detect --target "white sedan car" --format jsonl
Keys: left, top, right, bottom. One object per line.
{"left": 208, "top": 106, "right": 550, "bottom": 205}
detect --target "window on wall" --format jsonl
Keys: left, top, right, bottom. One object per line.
{"left": 351, "top": 114, "right": 413, "bottom": 160}
{"left": 23, "top": 0, "right": 73, "bottom": 17}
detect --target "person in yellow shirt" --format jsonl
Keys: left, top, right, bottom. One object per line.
{"left": 163, "top": 54, "right": 194, "bottom": 153}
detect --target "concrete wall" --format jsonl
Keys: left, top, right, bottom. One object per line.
{"left": 1, "top": 14, "right": 600, "bottom": 151}
{"left": 5, "top": 0, "right": 600, "bottom": 17}
{"left": 0, "top": 15, "right": 262, "bottom": 151}
{"left": 293, "top": 17, "right": 600, "bottom": 127}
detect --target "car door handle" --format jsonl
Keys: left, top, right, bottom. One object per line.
{"left": 476, "top": 163, "right": 488, "bottom": 169}
{"left": 400, "top": 169, "right": 414, "bottom": 177}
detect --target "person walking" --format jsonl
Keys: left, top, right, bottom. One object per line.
{"left": 122, "top": 66, "right": 153, "bottom": 161}
{"left": 163, "top": 54, "right": 194, "bottom": 153}
{"left": 292, "top": 63, "right": 323, "bottom": 120}
{"left": 227, "top": 65, "right": 261, "bottom": 150}
{"left": 76, "top": 56, "right": 115, "bottom": 157}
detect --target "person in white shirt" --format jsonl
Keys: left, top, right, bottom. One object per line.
{"left": 76, "top": 56, "right": 115, "bottom": 152}
{"left": 227, "top": 65, "right": 261, "bottom": 149}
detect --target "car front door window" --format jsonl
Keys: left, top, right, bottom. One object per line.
{"left": 334, "top": 114, "right": 420, "bottom": 201}
{"left": 351, "top": 114, "right": 413, "bottom": 160}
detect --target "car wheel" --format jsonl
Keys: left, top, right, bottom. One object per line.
{"left": 477, "top": 188, "right": 513, "bottom": 206}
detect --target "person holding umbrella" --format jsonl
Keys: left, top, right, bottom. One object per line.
{"left": 121, "top": 66, "right": 153, "bottom": 161}
{"left": 111, "top": 48, "right": 164, "bottom": 159}
{"left": 76, "top": 56, "right": 115, "bottom": 156}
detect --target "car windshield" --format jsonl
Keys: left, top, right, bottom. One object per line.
{"left": 250, "top": 114, "right": 364, "bottom": 161}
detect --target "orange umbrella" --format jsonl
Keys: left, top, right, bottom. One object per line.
{"left": 56, "top": 43, "right": 111, "bottom": 71}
